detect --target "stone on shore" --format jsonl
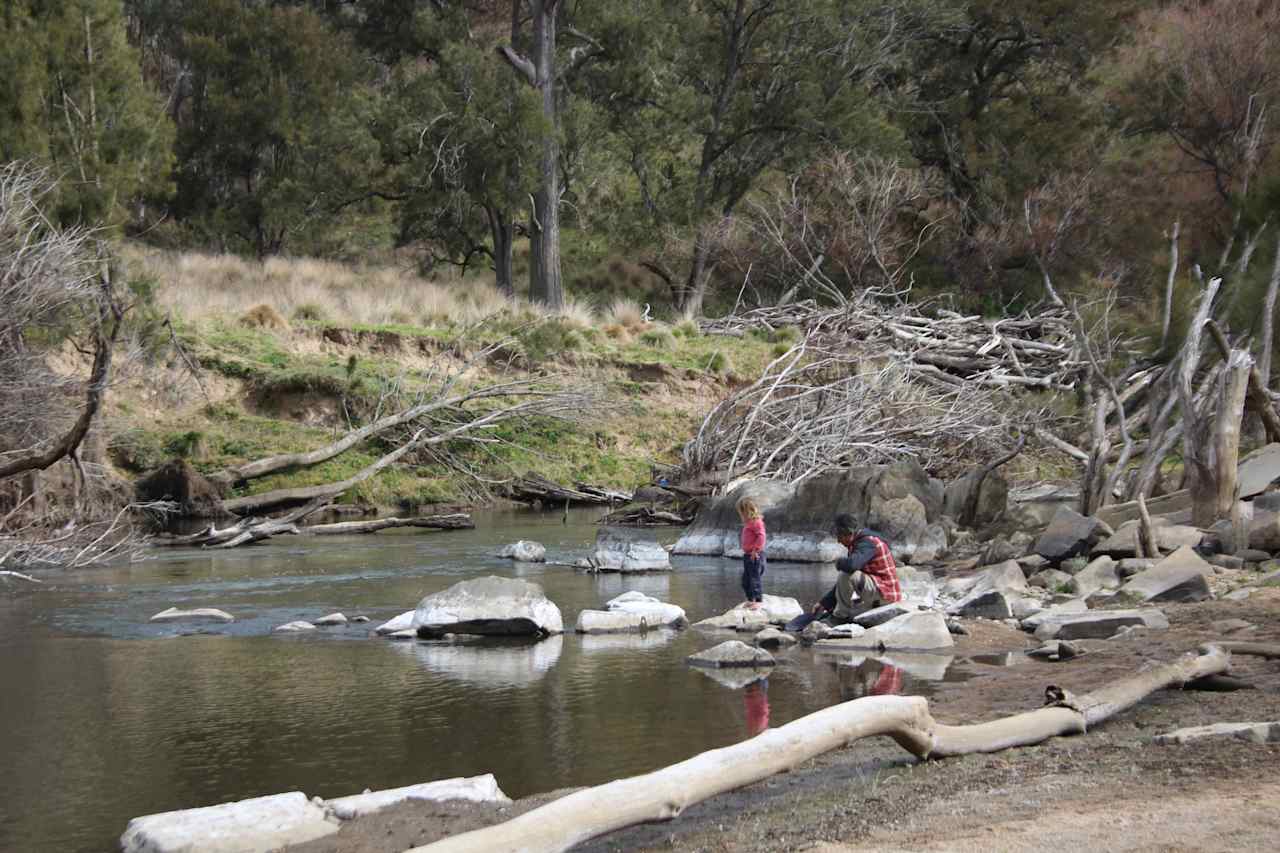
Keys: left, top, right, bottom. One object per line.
{"left": 1118, "top": 546, "right": 1214, "bottom": 603}
{"left": 589, "top": 528, "right": 671, "bottom": 572}
{"left": 815, "top": 610, "right": 954, "bottom": 651}
{"left": 150, "top": 607, "right": 235, "bottom": 624}
{"left": 1153, "top": 722, "right": 1280, "bottom": 746}
{"left": 944, "top": 560, "right": 1028, "bottom": 616}
{"left": 952, "top": 590, "right": 1013, "bottom": 619}
{"left": 120, "top": 792, "right": 337, "bottom": 853}
{"left": 1019, "top": 599, "right": 1089, "bottom": 631}
{"left": 1029, "top": 568, "right": 1074, "bottom": 590}
{"left": 498, "top": 540, "right": 546, "bottom": 562}
{"left": 604, "top": 591, "right": 687, "bottom": 627}
{"left": 1071, "top": 556, "right": 1121, "bottom": 598}
{"left": 687, "top": 640, "right": 776, "bottom": 668}
{"left": 851, "top": 603, "right": 916, "bottom": 628}
{"left": 324, "top": 775, "right": 509, "bottom": 819}
{"left": 375, "top": 611, "right": 415, "bottom": 635}
{"left": 273, "top": 621, "right": 316, "bottom": 633}
{"left": 1032, "top": 609, "right": 1169, "bottom": 641}
{"left": 1092, "top": 520, "right": 1203, "bottom": 559}
{"left": 314, "top": 613, "right": 347, "bottom": 626}
{"left": 412, "top": 576, "right": 563, "bottom": 637}
{"left": 1033, "top": 508, "right": 1104, "bottom": 563}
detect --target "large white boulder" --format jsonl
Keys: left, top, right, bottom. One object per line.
{"left": 1119, "top": 546, "right": 1214, "bottom": 603}
{"left": 693, "top": 596, "right": 803, "bottom": 632}
{"left": 149, "top": 607, "right": 234, "bottom": 624}
{"left": 120, "top": 792, "right": 337, "bottom": 853}
{"left": 325, "top": 775, "right": 509, "bottom": 820}
{"left": 815, "top": 610, "right": 955, "bottom": 651}
{"left": 589, "top": 528, "right": 671, "bottom": 572}
{"left": 687, "top": 640, "right": 776, "bottom": 668}
{"left": 576, "top": 610, "right": 655, "bottom": 634}
{"left": 412, "top": 576, "right": 563, "bottom": 637}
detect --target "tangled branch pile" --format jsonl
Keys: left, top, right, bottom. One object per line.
{"left": 682, "top": 338, "right": 1014, "bottom": 485}
{"left": 700, "top": 299, "right": 1085, "bottom": 390}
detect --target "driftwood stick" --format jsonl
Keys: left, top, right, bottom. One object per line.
{"left": 1216, "top": 642, "right": 1280, "bottom": 659}
{"left": 1136, "top": 493, "right": 1159, "bottom": 560}
{"left": 0, "top": 570, "right": 43, "bottom": 583}
{"left": 411, "top": 647, "right": 1228, "bottom": 853}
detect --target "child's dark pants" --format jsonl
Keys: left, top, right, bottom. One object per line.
{"left": 741, "top": 553, "right": 766, "bottom": 602}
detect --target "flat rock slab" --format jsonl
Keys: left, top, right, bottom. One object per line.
{"left": 815, "top": 610, "right": 954, "bottom": 651}
{"left": 498, "top": 540, "right": 546, "bottom": 562}
{"left": 603, "top": 591, "right": 687, "bottom": 627}
{"left": 951, "top": 590, "right": 1013, "bottom": 619}
{"left": 1019, "top": 599, "right": 1089, "bottom": 631}
{"left": 325, "top": 775, "right": 509, "bottom": 820}
{"left": 1092, "top": 521, "right": 1203, "bottom": 559}
{"left": 1071, "top": 556, "right": 1121, "bottom": 598}
{"left": 687, "top": 640, "right": 776, "bottom": 668}
{"left": 1153, "top": 722, "right": 1280, "bottom": 746}
{"left": 1237, "top": 443, "right": 1280, "bottom": 498}
{"left": 694, "top": 610, "right": 771, "bottom": 632}
{"left": 1033, "top": 609, "right": 1169, "bottom": 641}
{"left": 1211, "top": 619, "right": 1254, "bottom": 634}
{"left": 590, "top": 528, "right": 671, "bottom": 572}
{"left": 413, "top": 576, "right": 563, "bottom": 637}
{"left": 150, "top": 607, "right": 234, "bottom": 624}
{"left": 375, "top": 611, "right": 415, "bottom": 635}
{"left": 273, "top": 621, "right": 316, "bottom": 633}
{"left": 851, "top": 603, "right": 916, "bottom": 628}
{"left": 1120, "top": 546, "right": 1214, "bottom": 603}
{"left": 120, "top": 792, "right": 337, "bottom": 853}
{"left": 314, "top": 613, "right": 347, "bottom": 626}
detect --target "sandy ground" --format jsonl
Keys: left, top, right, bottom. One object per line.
{"left": 288, "top": 590, "right": 1280, "bottom": 853}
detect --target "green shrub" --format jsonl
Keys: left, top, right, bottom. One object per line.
{"left": 706, "top": 350, "right": 729, "bottom": 374}
{"left": 771, "top": 342, "right": 794, "bottom": 358}
{"left": 640, "top": 327, "right": 677, "bottom": 350}
{"left": 675, "top": 319, "right": 700, "bottom": 338}
{"left": 518, "top": 319, "right": 586, "bottom": 361}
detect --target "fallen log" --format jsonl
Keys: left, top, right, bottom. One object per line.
{"left": 510, "top": 475, "right": 630, "bottom": 506}
{"left": 598, "top": 507, "right": 692, "bottom": 526}
{"left": 409, "top": 646, "right": 1228, "bottom": 853}
{"left": 305, "top": 514, "right": 474, "bottom": 535}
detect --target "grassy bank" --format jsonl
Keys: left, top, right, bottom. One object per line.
{"left": 107, "top": 247, "right": 782, "bottom": 510}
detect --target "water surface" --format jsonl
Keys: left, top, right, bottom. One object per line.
{"left": 0, "top": 509, "right": 960, "bottom": 852}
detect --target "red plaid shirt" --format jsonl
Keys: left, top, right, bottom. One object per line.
{"left": 854, "top": 533, "right": 901, "bottom": 603}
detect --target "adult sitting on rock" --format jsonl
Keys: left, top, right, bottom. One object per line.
{"left": 811, "top": 514, "right": 902, "bottom": 624}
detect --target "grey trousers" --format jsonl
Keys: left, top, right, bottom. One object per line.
{"left": 832, "top": 571, "right": 884, "bottom": 620}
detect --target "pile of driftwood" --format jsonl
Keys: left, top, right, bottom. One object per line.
{"left": 508, "top": 475, "right": 631, "bottom": 507}
{"left": 154, "top": 498, "right": 473, "bottom": 549}
{"left": 699, "top": 300, "right": 1084, "bottom": 390}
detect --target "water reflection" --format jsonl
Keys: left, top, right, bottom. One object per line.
{"left": 692, "top": 666, "right": 772, "bottom": 690}
{"left": 577, "top": 629, "right": 678, "bottom": 654}
{"left": 836, "top": 659, "right": 907, "bottom": 699}
{"left": 744, "top": 680, "right": 770, "bottom": 736}
{"left": 392, "top": 634, "right": 564, "bottom": 688}
{"left": 814, "top": 650, "right": 955, "bottom": 683}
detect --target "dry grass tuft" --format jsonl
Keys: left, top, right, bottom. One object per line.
{"left": 603, "top": 323, "right": 632, "bottom": 343}
{"left": 240, "top": 304, "right": 289, "bottom": 330}
{"left": 604, "top": 297, "right": 648, "bottom": 331}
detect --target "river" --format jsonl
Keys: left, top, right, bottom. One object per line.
{"left": 0, "top": 509, "right": 973, "bottom": 852}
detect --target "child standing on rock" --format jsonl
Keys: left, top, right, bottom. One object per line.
{"left": 738, "top": 497, "right": 767, "bottom": 610}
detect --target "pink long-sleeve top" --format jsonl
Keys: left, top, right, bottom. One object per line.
{"left": 740, "top": 518, "right": 766, "bottom": 557}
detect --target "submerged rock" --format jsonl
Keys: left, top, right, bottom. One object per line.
{"left": 314, "top": 613, "right": 348, "bottom": 626}
{"left": 498, "top": 540, "right": 547, "bottom": 563}
{"left": 273, "top": 621, "right": 317, "bottom": 633}
{"left": 687, "top": 640, "right": 776, "bottom": 668}
{"left": 412, "top": 576, "right": 564, "bottom": 637}
{"left": 150, "top": 607, "right": 235, "bottom": 624}
{"left": 120, "top": 792, "right": 337, "bottom": 853}
{"left": 754, "top": 627, "right": 798, "bottom": 648}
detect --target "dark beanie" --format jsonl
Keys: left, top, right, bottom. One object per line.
{"left": 834, "top": 513, "right": 857, "bottom": 536}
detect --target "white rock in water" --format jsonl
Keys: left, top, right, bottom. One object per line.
{"left": 120, "top": 792, "right": 337, "bottom": 853}
{"left": 314, "top": 613, "right": 348, "bottom": 626}
{"left": 386, "top": 629, "right": 417, "bottom": 640}
{"left": 687, "top": 640, "right": 776, "bottom": 668}
{"left": 412, "top": 576, "right": 563, "bottom": 637}
{"left": 273, "top": 621, "right": 317, "bottom": 633}
{"left": 498, "top": 540, "right": 547, "bottom": 562}
{"left": 351, "top": 616, "right": 370, "bottom": 623}
{"left": 325, "top": 775, "right": 510, "bottom": 820}
{"left": 375, "top": 611, "right": 415, "bottom": 635}
{"left": 150, "top": 607, "right": 235, "bottom": 624}
{"left": 604, "top": 591, "right": 687, "bottom": 627}
{"left": 590, "top": 528, "right": 671, "bottom": 572}
{"left": 575, "top": 610, "right": 654, "bottom": 634}
{"left": 815, "top": 610, "right": 954, "bottom": 651}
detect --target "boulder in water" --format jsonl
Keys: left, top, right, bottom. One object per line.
{"left": 314, "top": 613, "right": 347, "bottom": 626}
{"left": 120, "top": 792, "right": 336, "bottom": 853}
{"left": 150, "top": 607, "right": 234, "bottom": 624}
{"left": 412, "top": 576, "right": 563, "bottom": 637}
{"left": 687, "top": 640, "right": 776, "bottom": 668}
{"left": 603, "top": 591, "right": 686, "bottom": 627}
{"left": 273, "top": 621, "right": 316, "bottom": 633}
{"left": 588, "top": 528, "right": 671, "bottom": 572}
{"left": 375, "top": 611, "right": 415, "bottom": 635}
{"left": 498, "top": 540, "right": 547, "bottom": 563}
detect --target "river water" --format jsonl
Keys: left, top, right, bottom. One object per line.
{"left": 0, "top": 509, "right": 973, "bottom": 852}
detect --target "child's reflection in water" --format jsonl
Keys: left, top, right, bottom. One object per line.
{"left": 744, "top": 678, "right": 770, "bottom": 737}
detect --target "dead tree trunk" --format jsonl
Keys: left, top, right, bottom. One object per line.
{"left": 1161, "top": 219, "right": 1180, "bottom": 349}
{"left": 408, "top": 646, "right": 1229, "bottom": 853}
